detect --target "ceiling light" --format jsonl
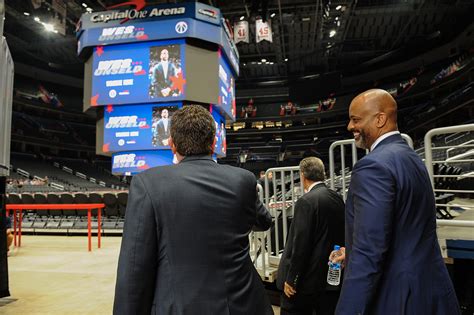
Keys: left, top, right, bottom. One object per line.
{"left": 23, "top": 12, "right": 30, "bottom": 16}
{"left": 329, "top": 30, "right": 336, "bottom": 37}
{"left": 261, "top": 58, "right": 267, "bottom": 62}
{"left": 34, "top": 17, "right": 40, "bottom": 22}
{"left": 86, "top": 7, "right": 93, "bottom": 13}
{"left": 271, "top": 13, "right": 276, "bottom": 18}
{"left": 337, "top": 21, "right": 340, "bottom": 26}
{"left": 269, "top": 62, "right": 274, "bottom": 65}
{"left": 284, "top": 58, "right": 288, "bottom": 61}
{"left": 82, "top": 3, "right": 88, "bottom": 8}
{"left": 243, "top": 63, "right": 247, "bottom": 66}
{"left": 302, "top": 17, "right": 311, "bottom": 22}
{"left": 239, "top": 16, "right": 245, "bottom": 21}
{"left": 43, "top": 23, "right": 55, "bottom": 32}
{"left": 258, "top": 62, "right": 262, "bottom": 65}
{"left": 336, "top": 5, "right": 342, "bottom": 10}
{"left": 335, "top": 17, "right": 339, "bottom": 21}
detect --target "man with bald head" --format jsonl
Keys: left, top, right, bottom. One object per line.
{"left": 333, "top": 89, "right": 459, "bottom": 314}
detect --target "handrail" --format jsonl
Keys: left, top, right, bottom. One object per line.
{"left": 424, "top": 124, "right": 474, "bottom": 188}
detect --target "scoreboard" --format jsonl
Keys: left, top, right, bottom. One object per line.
{"left": 78, "top": 2, "right": 237, "bottom": 175}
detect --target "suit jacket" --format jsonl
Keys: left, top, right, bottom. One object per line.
{"left": 156, "top": 119, "right": 170, "bottom": 145}
{"left": 336, "top": 134, "right": 460, "bottom": 315}
{"left": 152, "top": 62, "right": 177, "bottom": 95}
{"left": 113, "top": 155, "right": 274, "bottom": 315}
{"left": 276, "top": 183, "right": 345, "bottom": 294}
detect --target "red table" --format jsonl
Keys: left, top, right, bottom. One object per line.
{"left": 6, "top": 203, "right": 105, "bottom": 252}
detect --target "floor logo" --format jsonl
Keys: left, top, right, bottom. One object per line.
{"left": 175, "top": 21, "right": 188, "bottom": 34}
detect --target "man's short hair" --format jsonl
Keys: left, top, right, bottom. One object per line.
{"left": 299, "top": 157, "right": 325, "bottom": 182}
{"left": 170, "top": 105, "right": 216, "bottom": 156}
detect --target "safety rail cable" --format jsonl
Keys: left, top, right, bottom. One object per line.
{"left": 76, "top": 172, "right": 87, "bottom": 179}
{"left": 446, "top": 140, "right": 474, "bottom": 158}
{"left": 16, "top": 168, "right": 30, "bottom": 178}
{"left": 424, "top": 124, "right": 474, "bottom": 188}
{"left": 50, "top": 182, "right": 64, "bottom": 191}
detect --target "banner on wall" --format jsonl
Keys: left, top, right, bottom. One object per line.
{"left": 256, "top": 19, "right": 272, "bottom": 43}
{"left": 233, "top": 21, "right": 249, "bottom": 44}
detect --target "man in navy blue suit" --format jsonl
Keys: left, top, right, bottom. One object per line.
{"left": 332, "top": 89, "right": 460, "bottom": 314}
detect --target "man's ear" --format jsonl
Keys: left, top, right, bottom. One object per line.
{"left": 375, "top": 112, "right": 388, "bottom": 128}
{"left": 169, "top": 137, "right": 177, "bottom": 155}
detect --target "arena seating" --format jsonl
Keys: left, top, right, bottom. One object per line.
{"left": 5, "top": 192, "right": 129, "bottom": 232}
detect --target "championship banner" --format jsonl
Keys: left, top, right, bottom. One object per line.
{"left": 233, "top": 21, "right": 249, "bottom": 44}
{"left": 256, "top": 19, "right": 272, "bottom": 43}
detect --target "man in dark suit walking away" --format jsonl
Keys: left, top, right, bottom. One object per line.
{"left": 332, "top": 89, "right": 460, "bottom": 314}
{"left": 114, "top": 105, "right": 274, "bottom": 315}
{"left": 277, "top": 157, "right": 345, "bottom": 315}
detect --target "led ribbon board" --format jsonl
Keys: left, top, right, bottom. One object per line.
{"left": 112, "top": 150, "right": 175, "bottom": 175}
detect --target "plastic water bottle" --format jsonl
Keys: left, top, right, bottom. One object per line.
{"left": 327, "top": 245, "right": 342, "bottom": 286}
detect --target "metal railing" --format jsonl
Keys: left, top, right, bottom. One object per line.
{"left": 250, "top": 166, "right": 303, "bottom": 282}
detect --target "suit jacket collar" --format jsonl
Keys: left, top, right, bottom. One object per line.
{"left": 371, "top": 133, "right": 404, "bottom": 152}
{"left": 308, "top": 182, "right": 326, "bottom": 192}
{"left": 180, "top": 154, "right": 215, "bottom": 163}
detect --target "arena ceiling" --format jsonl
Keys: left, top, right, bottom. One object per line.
{"left": 4, "top": 0, "right": 474, "bottom": 84}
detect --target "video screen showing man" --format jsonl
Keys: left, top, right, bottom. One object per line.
{"left": 151, "top": 106, "right": 177, "bottom": 147}
{"left": 148, "top": 45, "right": 183, "bottom": 98}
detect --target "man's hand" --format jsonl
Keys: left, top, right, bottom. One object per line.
{"left": 329, "top": 246, "right": 346, "bottom": 266}
{"left": 161, "top": 87, "right": 171, "bottom": 97}
{"left": 284, "top": 282, "right": 296, "bottom": 298}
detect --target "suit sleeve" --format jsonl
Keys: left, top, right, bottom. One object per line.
{"left": 113, "top": 175, "right": 158, "bottom": 315}
{"left": 286, "top": 198, "right": 314, "bottom": 288}
{"left": 336, "top": 158, "right": 395, "bottom": 315}
{"left": 250, "top": 176, "right": 272, "bottom": 231}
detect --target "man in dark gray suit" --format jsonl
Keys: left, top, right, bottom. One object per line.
{"left": 114, "top": 105, "right": 274, "bottom": 315}
{"left": 277, "top": 157, "right": 345, "bottom": 315}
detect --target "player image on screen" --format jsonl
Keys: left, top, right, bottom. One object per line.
{"left": 151, "top": 105, "right": 178, "bottom": 147}
{"left": 149, "top": 45, "right": 182, "bottom": 98}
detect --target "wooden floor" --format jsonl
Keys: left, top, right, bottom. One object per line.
{"left": 0, "top": 235, "right": 280, "bottom": 314}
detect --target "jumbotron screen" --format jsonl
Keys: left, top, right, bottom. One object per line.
{"left": 91, "top": 39, "right": 186, "bottom": 106}
{"left": 212, "top": 107, "right": 226, "bottom": 157}
{"left": 103, "top": 103, "right": 180, "bottom": 153}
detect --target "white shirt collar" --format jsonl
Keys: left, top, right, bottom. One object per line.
{"left": 306, "top": 181, "right": 323, "bottom": 193}
{"left": 162, "top": 61, "right": 169, "bottom": 78}
{"left": 370, "top": 131, "right": 400, "bottom": 151}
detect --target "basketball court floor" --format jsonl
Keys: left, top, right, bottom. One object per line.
{"left": 0, "top": 235, "right": 280, "bottom": 314}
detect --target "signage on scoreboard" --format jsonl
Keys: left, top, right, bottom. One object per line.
{"left": 217, "top": 53, "right": 236, "bottom": 121}
{"left": 91, "top": 39, "right": 186, "bottom": 106}
{"left": 211, "top": 107, "right": 227, "bottom": 157}
{"left": 112, "top": 150, "right": 176, "bottom": 175}
{"left": 90, "top": 7, "right": 186, "bottom": 24}
{"left": 103, "top": 103, "right": 180, "bottom": 152}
